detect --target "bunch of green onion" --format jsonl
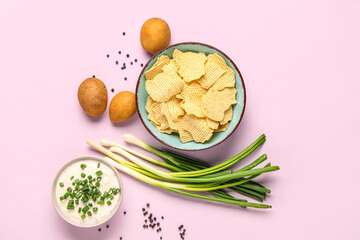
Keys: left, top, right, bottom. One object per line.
{"left": 87, "top": 134, "right": 279, "bottom": 209}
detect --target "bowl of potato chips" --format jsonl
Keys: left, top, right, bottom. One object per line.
{"left": 136, "top": 42, "right": 246, "bottom": 151}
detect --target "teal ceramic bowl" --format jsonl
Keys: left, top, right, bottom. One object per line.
{"left": 136, "top": 42, "right": 246, "bottom": 151}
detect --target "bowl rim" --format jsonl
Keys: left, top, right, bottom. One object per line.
{"left": 136, "top": 42, "right": 247, "bottom": 151}
{"left": 51, "top": 156, "right": 124, "bottom": 228}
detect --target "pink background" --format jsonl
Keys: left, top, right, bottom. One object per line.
{"left": 1, "top": 0, "right": 359, "bottom": 239}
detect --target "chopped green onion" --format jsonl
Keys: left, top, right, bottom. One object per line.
{"left": 78, "top": 207, "right": 82, "bottom": 213}
{"left": 97, "top": 177, "right": 102, "bottom": 182}
{"left": 93, "top": 207, "right": 98, "bottom": 212}
{"left": 87, "top": 175, "right": 93, "bottom": 181}
{"left": 110, "top": 196, "right": 114, "bottom": 200}
{"left": 82, "top": 205, "right": 89, "bottom": 214}
{"left": 95, "top": 182, "right": 100, "bottom": 187}
{"left": 96, "top": 170, "right": 103, "bottom": 176}
{"left": 80, "top": 164, "right": 87, "bottom": 170}
{"left": 67, "top": 187, "right": 72, "bottom": 192}
{"left": 97, "top": 200, "right": 104, "bottom": 205}
{"left": 81, "top": 173, "right": 86, "bottom": 178}
{"left": 107, "top": 201, "right": 112, "bottom": 205}
{"left": 64, "top": 192, "right": 70, "bottom": 199}
{"left": 70, "top": 176, "right": 74, "bottom": 180}
{"left": 88, "top": 211, "right": 92, "bottom": 216}
{"left": 81, "top": 195, "right": 89, "bottom": 203}
{"left": 59, "top": 196, "right": 65, "bottom": 201}
{"left": 75, "top": 200, "right": 79, "bottom": 205}
{"left": 59, "top": 182, "right": 64, "bottom": 187}
{"left": 81, "top": 214, "right": 86, "bottom": 219}
{"left": 97, "top": 163, "right": 100, "bottom": 168}
{"left": 88, "top": 203, "right": 93, "bottom": 207}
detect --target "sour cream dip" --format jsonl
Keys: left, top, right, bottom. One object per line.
{"left": 52, "top": 156, "right": 123, "bottom": 227}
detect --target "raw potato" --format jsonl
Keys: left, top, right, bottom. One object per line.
{"left": 140, "top": 18, "right": 171, "bottom": 54}
{"left": 109, "top": 91, "right": 136, "bottom": 123}
{"left": 78, "top": 78, "right": 108, "bottom": 117}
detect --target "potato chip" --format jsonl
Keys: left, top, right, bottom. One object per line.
{"left": 145, "top": 55, "right": 171, "bottom": 80}
{"left": 206, "top": 117, "right": 219, "bottom": 129}
{"left": 175, "top": 94, "right": 184, "bottom": 99}
{"left": 219, "top": 87, "right": 237, "bottom": 105}
{"left": 146, "top": 97, "right": 158, "bottom": 125}
{"left": 212, "top": 67, "right": 235, "bottom": 90}
{"left": 157, "top": 126, "right": 173, "bottom": 134}
{"left": 182, "top": 114, "right": 213, "bottom": 143}
{"left": 206, "top": 53, "right": 228, "bottom": 69}
{"left": 166, "top": 96, "right": 185, "bottom": 121}
{"left": 179, "top": 129, "right": 193, "bottom": 143}
{"left": 182, "top": 92, "right": 205, "bottom": 118}
{"left": 198, "top": 59, "right": 226, "bottom": 89}
{"left": 180, "top": 82, "right": 207, "bottom": 98}
{"left": 214, "top": 122, "right": 229, "bottom": 132}
{"left": 145, "top": 68, "right": 185, "bottom": 102}
{"left": 172, "top": 49, "right": 183, "bottom": 60}
{"left": 220, "top": 105, "right": 233, "bottom": 125}
{"left": 202, "top": 87, "right": 237, "bottom": 121}
{"left": 160, "top": 102, "right": 183, "bottom": 132}
{"left": 162, "top": 59, "right": 179, "bottom": 73}
{"left": 151, "top": 102, "right": 169, "bottom": 130}
{"left": 176, "top": 52, "right": 207, "bottom": 82}
{"left": 145, "top": 97, "right": 170, "bottom": 130}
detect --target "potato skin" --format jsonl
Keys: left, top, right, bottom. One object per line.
{"left": 140, "top": 18, "right": 171, "bottom": 54}
{"left": 109, "top": 91, "right": 137, "bottom": 123}
{"left": 77, "top": 78, "right": 108, "bottom": 117}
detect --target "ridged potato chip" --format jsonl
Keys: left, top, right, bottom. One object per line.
{"left": 152, "top": 101, "right": 169, "bottom": 130}
{"left": 219, "top": 87, "right": 237, "bottom": 105}
{"left": 179, "top": 129, "right": 193, "bottom": 143}
{"left": 206, "top": 53, "right": 228, "bottom": 69}
{"left": 220, "top": 105, "right": 233, "bottom": 125}
{"left": 157, "top": 126, "right": 173, "bottom": 134}
{"left": 162, "top": 59, "right": 179, "bottom": 73}
{"left": 202, "top": 87, "right": 237, "bottom": 121}
{"left": 146, "top": 97, "right": 158, "bottom": 125}
{"left": 182, "top": 114, "right": 213, "bottom": 143}
{"left": 214, "top": 122, "right": 229, "bottom": 132}
{"left": 172, "top": 49, "right": 183, "bottom": 60}
{"left": 160, "top": 102, "right": 183, "bottom": 132}
{"left": 145, "top": 55, "right": 171, "bottom": 80}
{"left": 176, "top": 52, "right": 207, "bottom": 82}
{"left": 206, "top": 117, "right": 219, "bottom": 129}
{"left": 145, "top": 97, "right": 170, "bottom": 131}
{"left": 145, "top": 69, "right": 185, "bottom": 102}
{"left": 182, "top": 92, "right": 205, "bottom": 118}
{"left": 166, "top": 96, "right": 185, "bottom": 121}
{"left": 212, "top": 67, "right": 235, "bottom": 90}
{"left": 198, "top": 59, "right": 226, "bottom": 89}
{"left": 180, "top": 82, "right": 207, "bottom": 98}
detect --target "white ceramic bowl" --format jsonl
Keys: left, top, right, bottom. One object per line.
{"left": 51, "top": 156, "right": 123, "bottom": 227}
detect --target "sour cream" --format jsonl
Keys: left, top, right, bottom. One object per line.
{"left": 52, "top": 156, "right": 123, "bottom": 227}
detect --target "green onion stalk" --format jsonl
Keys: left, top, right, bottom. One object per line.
{"left": 120, "top": 134, "right": 275, "bottom": 201}
{"left": 87, "top": 134, "right": 279, "bottom": 209}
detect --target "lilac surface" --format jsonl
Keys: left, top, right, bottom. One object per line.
{"left": 0, "top": 0, "right": 359, "bottom": 239}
